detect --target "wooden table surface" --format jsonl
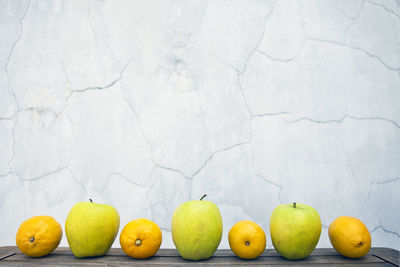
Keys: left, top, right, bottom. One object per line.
{"left": 0, "top": 247, "right": 398, "bottom": 266}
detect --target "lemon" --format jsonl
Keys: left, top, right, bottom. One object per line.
{"left": 328, "top": 216, "right": 371, "bottom": 258}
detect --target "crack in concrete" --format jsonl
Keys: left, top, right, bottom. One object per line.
{"left": 254, "top": 113, "right": 400, "bottom": 130}
{"left": 335, "top": 1, "right": 365, "bottom": 22}
{"left": 120, "top": 92, "right": 153, "bottom": 148}
{"left": 110, "top": 172, "right": 149, "bottom": 188}
{"left": 73, "top": 60, "right": 131, "bottom": 93}
{"left": 248, "top": 17, "right": 400, "bottom": 73}
{"left": 122, "top": 91, "right": 194, "bottom": 207}
{"left": 0, "top": 171, "right": 16, "bottom": 178}
{"left": 66, "top": 166, "right": 90, "bottom": 198}
{"left": 256, "top": 0, "right": 304, "bottom": 63}
{"left": 344, "top": 0, "right": 366, "bottom": 43}
{"left": 0, "top": 117, "right": 15, "bottom": 121}
{"left": 367, "top": 177, "right": 400, "bottom": 199}
{"left": 6, "top": 106, "right": 70, "bottom": 174}
{"left": 367, "top": 0, "right": 400, "bottom": 19}
{"left": 5, "top": 0, "right": 31, "bottom": 178}
{"left": 256, "top": 174, "right": 282, "bottom": 203}
{"left": 282, "top": 114, "right": 348, "bottom": 124}
{"left": 236, "top": 0, "right": 278, "bottom": 75}
{"left": 191, "top": 140, "right": 251, "bottom": 179}
{"left": 371, "top": 178, "right": 400, "bottom": 184}
{"left": 308, "top": 38, "right": 400, "bottom": 72}
{"left": 121, "top": 65, "right": 253, "bottom": 186}
{"left": 54, "top": 58, "right": 133, "bottom": 127}
{"left": 152, "top": 160, "right": 192, "bottom": 181}
{"left": 119, "top": 86, "right": 194, "bottom": 204}
{"left": 21, "top": 166, "right": 69, "bottom": 181}
{"left": 256, "top": 38, "right": 306, "bottom": 63}
{"left": 255, "top": 35, "right": 400, "bottom": 73}
{"left": 9, "top": 157, "right": 92, "bottom": 200}
{"left": 131, "top": 167, "right": 157, "bottom": 222}
{"left": 252, "top": 112, "right": 291, "bottom": 118}
{"left": 336, "top": 131, "right": 356, "bottom": 179}
{"left": 297, "top": 0, "right": 307, "bottom": 31}
{"left": 120, "top": 89, "right": 193, "bottom": 182}
{"left": 367, "top": 178, "right": 400, "bottom": 199}
{"left": 348, "top": 115, "right": 400, "bottom": 129}
{"left": 149, "top": 140, "right": 253, "bottom": 182}
{"left": 4, "top": 0, "right": 31, "bottom": 110}
{"left": 21, "top": 107, "right": 59, "bottom": 118}
{"left": 8, "top": 115, "right": 18, "bottom": 172}
{"left": 370, "top": 225, "right": 400, "bottom": 238}
{"left": 224, "top": 1, "right": 302, "bottom": 206}
{"left": 146, "top": 170, "right": 160, "bottom": 222}
{"left": 5, "top": 44, "right": 132, "bottom": 185}
{"left": 219, "top": 0, "right": 278, "bottom": 125}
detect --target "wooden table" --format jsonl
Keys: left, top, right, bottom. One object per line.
{"left": 0, "top": 247, "right": 398, "bottom": 266}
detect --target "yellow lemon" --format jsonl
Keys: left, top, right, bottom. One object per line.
{"left": 329, "top": 216, "right": 371, "bottom": 258}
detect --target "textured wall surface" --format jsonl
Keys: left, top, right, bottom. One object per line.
{"left": 1, "top": 0, "right": 399, "bottom": 250}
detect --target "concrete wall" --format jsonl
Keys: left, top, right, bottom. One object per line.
{"left": 1, "top": 0, "right": 399, "bottom": 250}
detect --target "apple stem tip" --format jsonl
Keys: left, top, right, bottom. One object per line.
{"left": 200, "top": 194, "right": 207, "bottom": 201}
{"left": 293, "top": 202, "right": 296, "bottom": 208}
{"left": 29, "top": 237, "right": 34, "bottom": 243}
{"left": 89, "top": 199, "right": 93, "bottom": 203}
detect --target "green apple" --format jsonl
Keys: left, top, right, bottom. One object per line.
{"left": 270, "top": 202, "right": 321, "bottom": 260}
{"left": 65, "top": 199, "right": 120, "bottom": 258}
{"left": 171, "top": 194, "right": 223, "bottom": 260}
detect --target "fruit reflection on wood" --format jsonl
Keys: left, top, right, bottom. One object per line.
{"left": 15, "top": 196, "right": 372, "bottom": 260}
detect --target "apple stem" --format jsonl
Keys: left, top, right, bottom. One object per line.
{"left": 89, "top": 199, "right": 93, "bottom": 203}
{"left": 29, "top": 237, "right": 35, "bottom": 243}
{"left": 293, "top": 202, "right": 296, "bottom": 208}
{"left": 200, "top": 194, "right": 207, "bottom": 201}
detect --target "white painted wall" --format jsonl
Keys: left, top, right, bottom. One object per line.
{"left": 1, "top": 0, "right": 399, "bottom": 250}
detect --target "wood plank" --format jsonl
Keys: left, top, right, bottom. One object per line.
{"left": 16, "top": 247, "right": 368, "bottom": 257}
{"left": 0, "top": 252, "right": 386, "bottom": 265}
{"left": 0, "top": 248, "right": 17, "bottom": 255}
{"left": 372, "top": 248, "right": 399, "bottom": 266}
{"left": 0, "top": 247, "right": 398, "bottom": 266}
{"left": 0, "top": 260, "right": 395, "bottom": 267}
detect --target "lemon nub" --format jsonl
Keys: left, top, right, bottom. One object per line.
{"left": 135, "top": 239, "right": 142, "bottom": 246}
{"left": 245, "top": 241, "right": 250, "bottom": 246}
{"left": 29, "top": 237, "right": 35, "bottom": 243}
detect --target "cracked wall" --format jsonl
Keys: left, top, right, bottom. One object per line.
{"left": 0, "top": 0, "right": 399, "bottom": 250}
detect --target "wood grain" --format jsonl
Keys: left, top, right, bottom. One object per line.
{"left": 0, "top": 247, "right": 398, "bottom": 266}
